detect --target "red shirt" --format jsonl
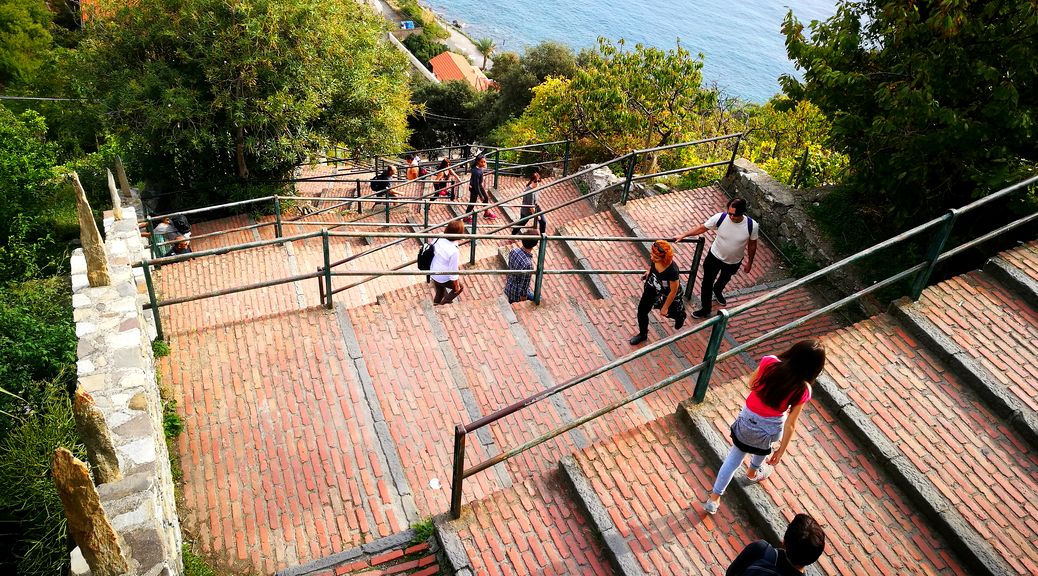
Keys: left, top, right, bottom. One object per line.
{"left": 745, "top": 355, "right": 811, "bottom": 417}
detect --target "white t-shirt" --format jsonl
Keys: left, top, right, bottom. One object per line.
{"left": 429, "top": 238, "right": 460, "bottom": 283}
{"left": 705, "top": 212, "right": 758, "bottom": 264}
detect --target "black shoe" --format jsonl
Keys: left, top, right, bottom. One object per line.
{"left": 675, "top": 313, "right": 686, "bottom": 330}
{"left": 629, "top": 333, "right": 648, "bottom": 345}
{"left": 691, "top": 308, "right": 710, "bottom": 319}
{"left": 713, "top": 291, "right": 727, "bottom": 306}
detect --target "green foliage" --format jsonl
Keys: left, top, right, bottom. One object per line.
{"left": 742, "top": 99, "right": 848, "bottom": 188}
{"left": 0, "top": 105, "right": 60, "bottom": 239}
{"left": 484, "top": 42, "right": 578, "bottom": 134}
{"left": 72, "top": 0, "right": 412, "bottom": 202}
{"left": 163, "top": 400, "right": 184, "bottom": 438}
{"left": 472, "top": 37, "right": 496, "bottom": 70}
{"left": 0, "top": 277, "right": 76, "bottom": 422}
{"left": 0, "top": 0, "right": 54, "bottom": 87}
{"left": 152, "top": 339, "right": 170, "bottom": 358}
{"left": 411, "top": 517, "right": 435, "bottom": 543}
{"left": 409, "top": 80, "right": 495, "bottom": 149}
{"left": 0, "top": 376, "right": 84, "bottom": 576}
{"left": 496, "top": 38, "right": 721, "bottom": 168}
{"left": 183, "top": 543, "right": 220, "bottom": 576}
{"left": 402, "top": 32, "right": 449, "bottom": 66}
{"left": 781, "top": 1, "right": 1038, "bottom": 234}
{"left": 391, "top": 0, "right": 448, "bottom": 39}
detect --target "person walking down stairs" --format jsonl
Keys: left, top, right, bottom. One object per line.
{"left": 675, "top": 197, "right": 758, "bottom": 318}
{"left": 629, "top": 240, "right": 687, "bottom": 345}
{"left": 430, "top": 220, "right": 466, "bottom": 305}
{"left": 464, "top": 154, "right": 496, "bottom": 224}
{"left": 726, "top": 513, "right": 826, "bottom": 575}
{"left": 703, "top": 339, "right": 826, "bottom": 515}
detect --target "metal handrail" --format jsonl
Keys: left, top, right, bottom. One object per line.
{"left": 445, "top": 172, "right": 1038, "bottom": 518}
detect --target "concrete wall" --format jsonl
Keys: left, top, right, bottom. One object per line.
{"left": 70, "top": 206, "right": 183, "bottom": 576}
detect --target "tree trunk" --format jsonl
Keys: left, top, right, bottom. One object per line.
{"left": 235, "top": 126, "right": 250, "bottom": 179}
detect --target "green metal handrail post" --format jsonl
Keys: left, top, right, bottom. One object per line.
{"left": 493, "top": 150, "right": 501, "bottom": 189}
{"left": 469, "top": 213, "right": 478, "bottom": 265}
{"left": 693, "top": 310, "right": 730, "bottom": 403}
{"left": 322, "top": 229, "right": 333, "bottom": 308}
{"left": 684, "top": 239, "right": 704, "bottom": 300}
{"left": 911, "top": 210, "right": 959, "bottom": 299}
{"left": 532, "top": 233, "right": 548, "bottom": 304}
{"left": 422, "top": 201, "right": 430, "bottom": 242}
{"left": 621, "top": 154, "right": 637, "bottom": 205}
{"left": 562, "top": 141, "right": 571, "bottom": 176}
{"left": 384, "top": 194, "right": 391, "bottom": 223}
{"left": 274, "top": 196, "right": 283, "bottom": 238}
{"left": 147, "top": 222, "right": 159, "bottom": 259}
{"left": 449, "top": 425, "right": 467, "bottom": 519}
{"left": 141, "top": 260, "right": 164, "bottom": 341}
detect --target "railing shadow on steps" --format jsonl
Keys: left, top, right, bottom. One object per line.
{"left": 445, "top": 173, "right": 1038, "bottom": 519}
{"left": 320, "top": 133, "right": 746, "bottom": 299}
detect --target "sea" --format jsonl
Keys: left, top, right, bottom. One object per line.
{"left": 423, "top": 0, "right": 838, "bottom": 104}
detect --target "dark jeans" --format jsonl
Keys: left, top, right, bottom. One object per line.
{"left": 700, "top": 252, "right": 741, "bottom": 312}
{"left": 636, "top": 288, "right": 657, "bottom": 336}
{"left": 433, "top": 279, "right": 463, "bottom": 305}
{"left": 467, "top": 187, "right": 488, "bottom": 215}
{"left": 512, "top": 207, "right": 547, "bottom": 235}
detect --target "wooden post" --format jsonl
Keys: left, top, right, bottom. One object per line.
{"left": 52, "top": 448, "right": 128, "bottom": 576}
{"left": 71, "top": 172, "right": 112, "bottom": 287}
{"left": 106, "top": 170, "right": 123, "bottom": 221}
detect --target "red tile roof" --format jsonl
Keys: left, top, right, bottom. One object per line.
{"left": 428, "top": 51, "right": 495, "bottom": 91}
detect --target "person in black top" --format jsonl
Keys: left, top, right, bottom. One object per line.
{"left": 464, "top": 154, "right": 495, "bottom": 222}
{"left": 726, "top": 513, "right": 826, "bottom": 575}
{"left": 630, "top": 240, "right": 686, "bottom": 345}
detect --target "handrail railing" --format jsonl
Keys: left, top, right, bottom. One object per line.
{"left": 322, "top": 133, "right": 744, "bottom": 296}
{"left": 445, "top": 172, "right": 1038, "bottom": 518}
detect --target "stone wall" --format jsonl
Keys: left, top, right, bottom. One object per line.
{"left": 70, "top": 206, "right": 183, "bottom": 576}
{"left": 722, "top": 158, "right": 879, "bottom": 314}
{"left": 574, "top": 164, "right": 661, "bottom": 211}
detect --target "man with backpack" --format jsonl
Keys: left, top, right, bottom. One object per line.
{"left": 675, "top": 197, "right": 758, "bottom": 319}
{"left": 424, "top": 220, "right": 466, "bottom": 305}
{"left": 725, "top": 513, "right": 826, "bottom": 575}
{"left": 371, "top": 165, "right": 397, "bottom": 197}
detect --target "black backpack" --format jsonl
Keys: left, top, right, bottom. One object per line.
{"left": 371, "top": 170, "right": 391, "bottom": 192}
{"left": 716, "top": 211, "right": 754, "bottom": 235}
{"left": 417, "top": 240, "right": 436, "bottom": 282}
{"left": 170, "top": 215, "right": 191, "bottom": 235}
{"left": 736, "top": 544, "right": 780, "bottom": 576}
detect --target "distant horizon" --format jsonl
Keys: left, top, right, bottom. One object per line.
{"left": 424, "top": 0, "right": 838, "bottom": 103}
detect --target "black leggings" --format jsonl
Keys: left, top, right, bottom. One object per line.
{"left": 467, "top": 186, "right": 488, "bottom": 214}
{"left": 636, "top": 288, "right": 657, "bottom": 336}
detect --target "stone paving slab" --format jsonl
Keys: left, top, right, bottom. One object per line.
{"left": 823, "top": 316, "right": 1038, "bottom": 574}
{"left": 698, "top": 376, "right": 968, "bottom": 575}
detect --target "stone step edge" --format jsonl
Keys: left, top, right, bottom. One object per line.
{"left": 555, "top": 223, "right": 611, "bottom": 299}
{"left": 275, "top": 528, "right": 435, "bottom": 576}
{"left": 810, "top": 370, "right": 1012, "bottom": 576}
{"left": 891, "top": 295, "right": 1038, "bottom": 450}
{"left": 558, "top": 455, "right": 647, "bottom": 576}
{"left": 985, "top": 254, "right": 1038, "bottom": 309}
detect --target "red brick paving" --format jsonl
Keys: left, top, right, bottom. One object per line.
{"left": 700, "top": 377, "right": 967, "bottom": 574}
{"left": 910, "top": 271, "right": 1038, "bottom": 413}
{"left": 570, "top": 414, "right": 759, "bottom": 574}
{"left": 997, "top": 240, "right": 1038, "bottom": 283}
{"left": 824, "top": 315, "right": 1038, "bottom": 574}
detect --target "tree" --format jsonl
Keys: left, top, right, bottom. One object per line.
{"left": 473, "top": 37, "right": 496, "bottom": 70}
{"left": 403, "top": 32, "right": 448, "bottom": 67}
{"left": 485, "top": 41, "right": 578, "bottom": 132}
{"left": 0, "top": 0, "right": 53, "bottom": 88}
{"left": 497, "top": 38, "right": 719, "bottom": 166}
{"left": 781, "top": 1, "right": 1037, "bottom": 232}
{"left": 72, "top": 0, "right": 413, "bottom": 197}
{"left": 742, "top": 98, "right": 848, "bottom": 188}
{"left": 408, "top": 80, "right": 493, "bottom": 149}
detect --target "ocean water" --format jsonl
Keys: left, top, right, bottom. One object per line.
{"left": 423, "top": 0, "right": 838, "bottom": 103}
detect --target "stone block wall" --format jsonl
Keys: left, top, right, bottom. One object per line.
{"left": 574, "top": 164, "right": 657, "bottom": 211}
{"left": 70, "top": 206, "right": 183, "bottom": 576}
{"left": 722, "top": 158, "right": 879, "bottom": 314}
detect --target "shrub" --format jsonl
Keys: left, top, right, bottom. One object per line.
{"left": 163, "top": 400, "right": 184, "bottom": 439}
{"left": 0, "top": 376, "right": 84, "bottom": 576}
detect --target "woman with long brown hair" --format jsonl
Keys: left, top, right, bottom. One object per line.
{"left": 703, "top": 339, "right": 827, "bottom": 514}
{"left": 629, "top": 240, "right": 686, "bottom": 345}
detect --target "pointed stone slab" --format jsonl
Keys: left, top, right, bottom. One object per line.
{"left": 52, "top": 448, "right": 128, "bottom": 576}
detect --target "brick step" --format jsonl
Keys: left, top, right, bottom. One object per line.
{"left": 439, "top": 470, "right": 615, "bottom": 575}
{"left": 893, "top": 269, "right": 1038, "bottom": 448}
{"left": 276, "top": 531, "right": 440, "bottom": 576}
{"left": 682, "top": 376, "right": 968, "bottom": 574}
{"left": 561, "top": 413, "right": 760, "bottom": 574}
{"left": 560, "top": 210, "right": 649, "bottom": 300}
{"left": 984, "top": 240, "right": 1038, "bottom": 308}
{"left": 820, "top": 315, "right": 1038, "bottom": 574}
{"left": 621, "top": 184, "right": 791, "bottom": 293}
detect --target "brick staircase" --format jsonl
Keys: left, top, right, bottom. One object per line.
{"left": 153, "top": 159, "right": 1038, "bottom": 575}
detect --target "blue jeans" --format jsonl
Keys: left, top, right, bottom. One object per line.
{"left": 711, "top": 407, "right": 785, "bottom": 496}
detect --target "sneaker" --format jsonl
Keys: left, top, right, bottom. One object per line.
{"left": 674, "top": 312, "right": 686, "bottom": 330}
{"left": 713, "top": 291, "right": 727, "bottom": 306}
{"left": 486, "top": 213, "right": 498, "bottom": 221}
{"left": 703, "top": 498, "right": 720, "bottom": 515}
{"left": 691, "top": 308, "right": 710, "bottom": 319}
{"left": 629, "top": 333, "right": 648, "bottom": 345}
{"left": 463, "top": 217, "right": 472, "bottom": 224}
{"left": 747, "top": 464, "right": 774, "bottom": 483}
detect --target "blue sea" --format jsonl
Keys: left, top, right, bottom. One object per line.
{"left": 423, "top": 0, "right": 838, "bottom": 103}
